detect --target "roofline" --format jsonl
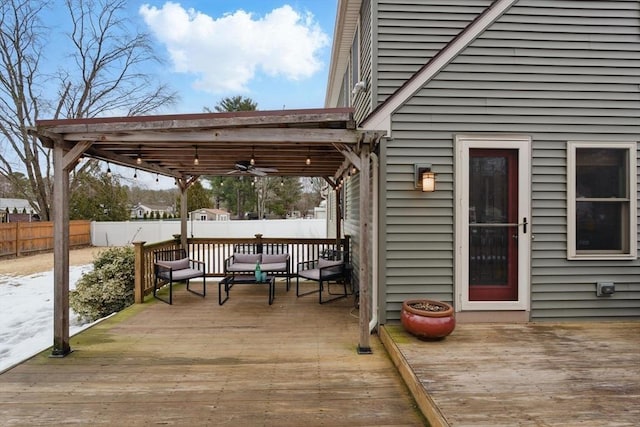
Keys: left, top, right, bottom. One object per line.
{"left": 36, "top": 107, "right": 355, "bottom": 127}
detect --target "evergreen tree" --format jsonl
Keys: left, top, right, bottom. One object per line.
{"left": 206, "top": 96, "right": 258, "bottom": 113}
{"left": 70, "top": 172, "right": 129, "bottom": 221}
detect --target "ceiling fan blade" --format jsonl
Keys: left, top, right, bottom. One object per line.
{"left": 250, "top": 169, "right": 267, "bottom": 176}
{"left": 226, "top": 170, "right": 241, "bottom": 175}
{"left": 255, "top": 167, "right": 278, "bottom": 173}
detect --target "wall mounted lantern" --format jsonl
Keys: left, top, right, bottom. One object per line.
{"left": 414, "top": 163, "right": 435, "bottom": 192}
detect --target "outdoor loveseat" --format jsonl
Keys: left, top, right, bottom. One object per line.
{"left": 224, "top": 253, "right": 291, "bottom": 289}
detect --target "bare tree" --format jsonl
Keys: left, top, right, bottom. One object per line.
{"left": 0, "top": 0, "right": 50, "bottom": 218}
{"left": 0, "top": 0, "right": 177, "bottom": 220}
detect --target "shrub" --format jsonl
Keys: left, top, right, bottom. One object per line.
{"left": 70, "top": 246, "right": 135, "bottom": 323}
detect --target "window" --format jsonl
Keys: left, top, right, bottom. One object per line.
{"left": 567, "top": 141, "right": 637, "bottom": 259}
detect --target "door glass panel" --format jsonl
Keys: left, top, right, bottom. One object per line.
{"left": 469, "top": 156, "right": 508, "bottom": 224}
{"left": 468, "top": 149, "right": 518, "bottom": 301}
{"left": 469, "top": 226, "right": 510, "bottom": 285}
{"left": 469, "top": 155, "right": 509, "bottom": 288}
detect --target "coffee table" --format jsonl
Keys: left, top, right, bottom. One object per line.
{"left": 218, "top": 275, "right": 275, "bottom": 305}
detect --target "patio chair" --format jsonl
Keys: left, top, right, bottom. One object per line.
{"left": 153, "top": 248, "right": 206, "bottom": 305}
{"left": 296, "top": 249, "right": 349, "bottom": 304}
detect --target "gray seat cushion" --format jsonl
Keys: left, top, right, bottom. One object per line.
{"left": 157, "top": 257, "right": 190, "bottom": 270}
{"left": 298, "top": 268, "right": 321, "bottom": 281}
{"left": 299, "top": 259, "right": 344, "bottom": 281}
{"left": 260, "top": 262, "right": 288, "bottom": 272}
{"left": 318, "top": 259, "right": 343, "bottom": 275}
{"left": 158, "top": 267, "right": 202, "bottom": 281}
{"left": 233, "top": 254, "right": 261, "bottom": 264}
{"left": 262, "top": 254, "right": 288, "bottom": 263}
{"left": 226, "top": 262, "right": 257, "bottom": 272}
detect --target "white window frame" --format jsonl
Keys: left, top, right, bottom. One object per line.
{"left": 567, "top": 141, "right": 637, "bottom": 260}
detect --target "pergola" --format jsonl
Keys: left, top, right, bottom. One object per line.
{"left": 32, "top": 107, "right": 385, "bottom": 356}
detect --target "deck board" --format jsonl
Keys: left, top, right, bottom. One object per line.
{"left": 0, "top": 281, "right": 427, "bottom": 426}
{"left": 382, "top": 321, "right": 640, "bottom": 427}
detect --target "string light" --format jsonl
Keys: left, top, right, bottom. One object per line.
{"left": 106, "top": 163, "right": 112, "bottom": 178}
{"left": 155, "top": 173, "right": 159, "bottom": 184}
{"left": 306, "top": 148, "right": 311, "bottom": 165}
{"left": 136, "top": 146, "right": 142, "bottom": 165}
{"left": 133, "top": 169, "right": 137, "bottom": 180}
{"left": 193, "top": 146, "right": 199, "bottom": 166}
{"left": 250, "top": 147, "right": 255, "bottom": 166}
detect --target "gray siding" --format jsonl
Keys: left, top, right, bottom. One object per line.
{"left": 377, "top": 0, "right": 640, "bottom": 321}
{"left": 376, "top": 0, "right": 493, "bottom": 107}
{"left": 344, "top": 165, "right": 376, "bottom": 301}
{"left": 344, "top": 174, "right": 361, "bottom": 287}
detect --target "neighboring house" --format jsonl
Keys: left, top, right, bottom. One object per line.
{"left": 189, "top": 208, "right": 230, "bottom": 221}
{"left": 0, "top": 198, "right": 39, "bottom": 223}
{"left": 130, "top": 203, "right": 175, "bottom": 219}
{"left": 325, "top": 0, "right": 639, "bottom": 323}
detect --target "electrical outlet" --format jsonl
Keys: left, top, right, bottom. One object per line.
{"left": 596, "top": 282, "right": 615, "bottom": 297}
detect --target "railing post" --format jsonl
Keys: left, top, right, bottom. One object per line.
{"left": 133, "top": 241, "right": 146, "bottom": 304}
{"left": 255, "top": 233, "right": 263, "bottom": 254}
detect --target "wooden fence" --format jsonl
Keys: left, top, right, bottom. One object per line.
{"left": 0, "top": 220, "right": 91, "bottom": 258}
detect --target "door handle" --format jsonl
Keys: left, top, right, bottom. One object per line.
{"left": 522, "top": 217, "right": 527, "bottom": 234}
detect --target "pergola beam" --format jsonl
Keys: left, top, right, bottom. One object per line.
{"left": 61, "top": 128, "right": 359, "bottom": 145}
{"left": 62, "top": 141, "right": 93, "bottom": 171}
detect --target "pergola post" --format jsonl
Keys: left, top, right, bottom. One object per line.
{"left": 52, "top": 142, "right": 71, "bottom": 357}
{"left": 180, "top": 183, "right": 189, "bottom": 249}
{"left": 357, "top": 145, "right": 372, "bottom": 354}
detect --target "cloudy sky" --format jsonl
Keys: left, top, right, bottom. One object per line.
{"left": 137, "top": 1, "right": 337, "bottom": 113}
{"left": 36, "top": 1, "right": 337, "bottom": 188}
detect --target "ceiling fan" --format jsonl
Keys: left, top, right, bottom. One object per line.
{"left": 227, "top": 160, "right": 278, "bottom": 177}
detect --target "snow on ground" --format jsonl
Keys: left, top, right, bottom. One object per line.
{"left": 0, "top": 265, "right": 96, "bottom": 372}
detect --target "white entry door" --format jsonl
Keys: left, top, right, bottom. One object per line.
{"left": 455, "top": 135, "right": 531, "bottom": 311}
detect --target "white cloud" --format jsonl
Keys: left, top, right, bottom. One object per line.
{"left": 139, "top": 2, "right": 329, "bottom": 94}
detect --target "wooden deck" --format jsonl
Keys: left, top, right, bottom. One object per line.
{"left": 381, "top": 321, "right": 640, "bottom": 427}
{"left": 0, "top": 280, "right": 427, "bottom": 426}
